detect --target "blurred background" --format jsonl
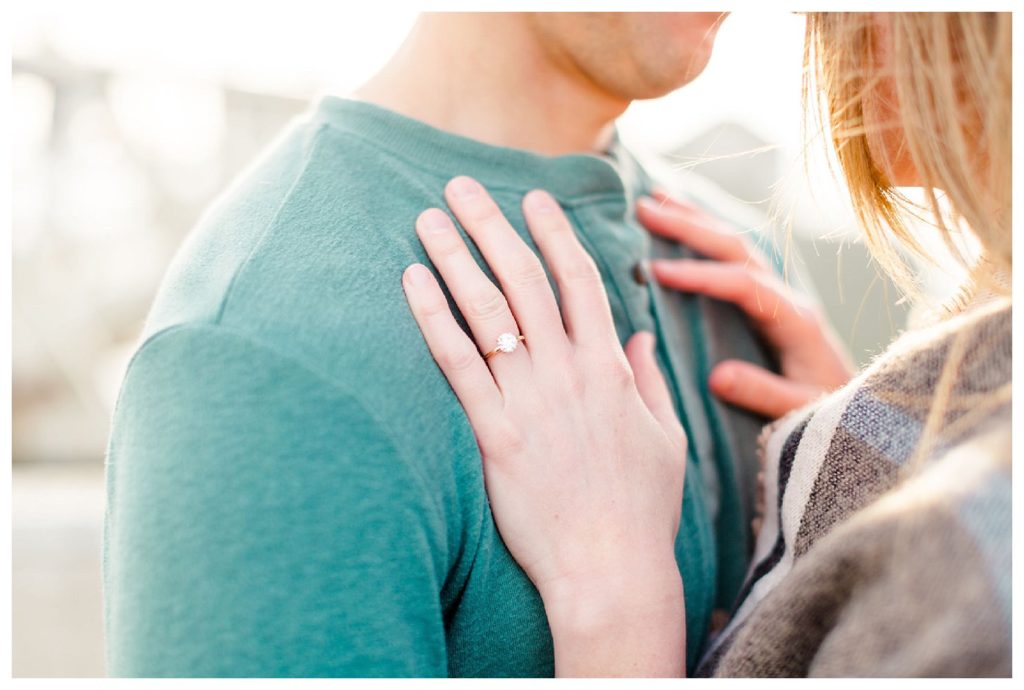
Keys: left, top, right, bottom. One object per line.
{"left": 12, "top": 4, "right": 935, "bottom": 677}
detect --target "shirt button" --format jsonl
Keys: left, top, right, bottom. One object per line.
{"left": 632, "top": 261, "right": 649, "bottom": 285}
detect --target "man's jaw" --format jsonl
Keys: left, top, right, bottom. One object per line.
{"left": 352, "top": 13, "right": 630, "bottom": 157}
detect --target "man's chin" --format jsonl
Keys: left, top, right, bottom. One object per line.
{"left": 631, "top": 56, "right": 715, "bottom": 100}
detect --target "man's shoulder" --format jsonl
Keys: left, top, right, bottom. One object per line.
{"left": 137, "top": 111, "right": 440, "bottom": 362}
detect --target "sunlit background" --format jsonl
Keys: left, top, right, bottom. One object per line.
{"left": 11, "top": 4, "right": 937, "bottom": 677}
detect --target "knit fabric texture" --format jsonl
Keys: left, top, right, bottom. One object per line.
{"left": 102, "top": 96, "right": 780, "bottom": 677}
{"left": 697, "top": 297, "right": 1012, "bottom": 677}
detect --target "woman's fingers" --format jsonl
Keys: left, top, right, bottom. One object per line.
{"left": 708, "top": 359, "right": 821, "bottom": 419}
{"left": 521, "top": 189, "right": 618, "bottom": 348}
{"left": 443, "top": 177, "right": 567, "bottom": 355}
{"left": 637, "top": 194, "right": 768, "bottom": 271}
{"left": 402, "top": 263, "right": 505, "bottom": 426}
{"left": 440, "top": 177, "right": 619, "bottom": 352}
{"left": 415, "top": 208, "right": 531, "bottom": 384}
{"left": 623, "top": 332, "right": 683, "bottom": 441}
{"left": 651, "top": 258, "right": 813, "bottom": 350}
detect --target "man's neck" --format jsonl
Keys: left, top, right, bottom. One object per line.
{"left": 352, "top": 13, "right": 628, "bottom": 157}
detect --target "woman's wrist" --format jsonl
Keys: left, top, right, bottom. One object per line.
{"left": 540, "top": 560, "right": 683, "bottom": 632}
{"left": 538, "top": 558, "right": 687, "bottom": 677}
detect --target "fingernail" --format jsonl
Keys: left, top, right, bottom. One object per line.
{"left": 405, "top": 263, "right": 432, "bottom": 286}
{"left": 525, "top": 189, "right": 558, "bottom": 214}
{"left": 637, "top": 196, "right": 661, "bottom": 212}
{"left": 449, "top": 176, "right": 481, "bottom": 198}
{"left": 711, "top": 367, "right": 735, "bottom": 393}
{"left": 419, "top": 208, "right": 451, "bottom": 234}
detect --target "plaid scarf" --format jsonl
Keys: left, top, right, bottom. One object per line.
{"left": 697, "top": 297, "right": 1011, "bottom": 677}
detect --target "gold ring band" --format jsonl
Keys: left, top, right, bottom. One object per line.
{"left": 484, "top": 333, "right": 526, "bottom": 360}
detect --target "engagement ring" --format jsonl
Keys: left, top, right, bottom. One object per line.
{"left": 484, "top": 332, "right": 526, "bottom": 360}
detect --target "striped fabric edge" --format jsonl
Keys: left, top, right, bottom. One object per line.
{"left": 700, "top": 380, "right": 861, "bottom": 661}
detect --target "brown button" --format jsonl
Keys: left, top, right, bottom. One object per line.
{"left": 632, "top": 261, "right": 649, "bottom": 285}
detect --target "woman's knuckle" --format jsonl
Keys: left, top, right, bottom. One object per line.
{"left": 466, "top": 289, "right": 508, "bottom": 321}
{"left": 418, "top": 293, "right": 448, "bottom": 318}
{"left": 584, "top": 347, "right": 633, "bottom": 388}
{"left": 491, "top": 421, "right": 526, "bottom": 456}
{"left": 507, "top": 260, "right": 548, "bottom": 291}
{"left": 431, "top": 233, "right": 465, "bottom": 259}
{"left": 440, "top": 345, "right": 480, "bottom": 373}
{"left": 608, "top": 361, "right": 636, "bottom": 389}
{"left": 563, "top": 257, "right": 601, "bottom": 284}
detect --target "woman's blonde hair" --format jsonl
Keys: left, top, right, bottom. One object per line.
{"left": 804, "top": 12, "right": 1011, "bottom": 306}
{"left": 804, "top": 13, "right": 1012, "bottom": 474}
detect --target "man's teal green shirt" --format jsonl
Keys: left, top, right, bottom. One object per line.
{"left": 103, "top": 97, "right": 773, "bottom": 677}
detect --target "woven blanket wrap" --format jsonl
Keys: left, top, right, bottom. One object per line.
{"left": 697, "top": 298, "right": 1011, "bottom": 677}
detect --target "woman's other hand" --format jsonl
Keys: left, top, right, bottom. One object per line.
{"left": 637, "top": 192, "right": 855, "bottom": 419}
{"left": 402, "top": 177, "right": 686, "bottom": 676}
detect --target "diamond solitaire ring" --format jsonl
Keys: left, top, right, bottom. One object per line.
{"left": 483, "top": 332, "right": 526, "bottom": 360}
